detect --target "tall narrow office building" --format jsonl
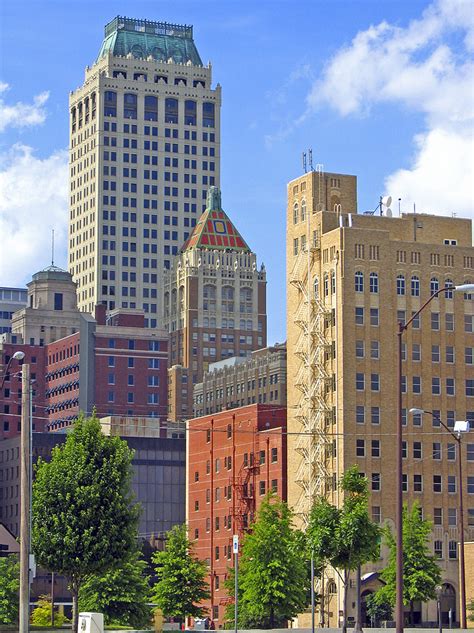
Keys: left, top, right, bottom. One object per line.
{"left": 68, "top": 16, "right": 221, "bottom": 323}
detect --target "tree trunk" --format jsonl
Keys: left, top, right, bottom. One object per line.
{"left": 71, "top": 578, "right": 80, "bottom": 633}
{"left": 270, "top": 605, "right": 274, "bottom": 629}
{"left": 342, "top": 568, "right": 349, "bottom": 633}
{"left": 353, "top": 564, "right": 363, "bottom": 633}
{"left": 409, "top": 600, "right": 414, "bottom": 626}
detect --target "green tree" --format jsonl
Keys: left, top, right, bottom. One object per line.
{"left": 308, "top": 466, "right": 380, "bottom": 633}
{"left": 79, "top": 549, "right": 152, "bottom": 627}
{"left": 30, "top": 594, "right": 68, "bottom": 626}
{"left": 230, "top": 495, "right": 309, "bottom": 628}
{"left": 0, "top": 554, "right": 19, "bottom": 625}
{"left": 365, "top": 592, "right": 392, "bottom": 626}
{"left": 152, "top": 524, "right": 210, "bottom": 625}
{"left": 32, "top": 414, "right": 140, "bottom": 633}
{"left": 375, "top": 502, "right": 441, "bottom": 625}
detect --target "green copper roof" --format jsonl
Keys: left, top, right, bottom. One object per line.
{"left": 97, "top": 16, "right": 203, "bottom": 66}
{"left": 181, "top": 187, "right": 251, "bottom": 254}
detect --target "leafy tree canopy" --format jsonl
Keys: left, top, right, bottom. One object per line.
{"left": 232, "top": 495, "right": 309, "bottom": 629}
{"left": 376, "top": 502, "right": 441, "bottom": 612}
{"left": 30, "top": 595, "right": 68, "bottom": 627}
{"left": 152, "top": 524, "right": 210, "bottom": 622}
{"left": 32, "top": 413, "right": 140, "bottom": 633}
{"left": 0, "top": 554, "right": 19, "bottom": 625}
{"left": 79, "top": 549, "right": 152, "bottom": 628}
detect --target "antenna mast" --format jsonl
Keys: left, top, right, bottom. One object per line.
{"left": 51, "top": 229, "right": 55, "bottom": 266}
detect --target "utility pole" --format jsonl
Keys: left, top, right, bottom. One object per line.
{"left": 19, "top": 363, "right": 30, "bottom": 633}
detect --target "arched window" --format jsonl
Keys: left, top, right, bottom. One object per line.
{"left": 324, "top": 273, "right": 329, "bottom": 297}
{"left": 84, "top": 97, "right": 90, "bottom": 123}
{"left": 293, "top": 202, "right": 299, "bottom": 224}
{"left": 397, "top": 275, "right": 405, "bottom": 295}
{"left": 124, "top": 93, "right": 137, "bottom": 119}
{"left": 171, "top": 288, "right": 177, "bottom": 313}
{"left": 203, "top": 102, "right": 215, "bottom": 127}
{"left": 430, "top": 277, "right": 439, "bottom": 294}
{"left": 327, "top": 580, "right": 337, "bottom": 594}
{"left": 144, "top": 95, "right": 158, "bottom": 121}
{"left": 301, "top": 200, "right": 306, "bottom": 222}
{"left": 222, "top": 286, "right": 234, "bottom": 312}
{"left": 314, "top": 277, "right": 319, "bottom": 299}
{"left": 331, "top": 270, "right": 336, "bottom": 294}
{"left": 131, "top": 44, "right": 144, "bottom": 58}
{"left": 104, "top": 91, "right": 117, "bottom": 117}
{"left": 355, "top": 271, "right": 364, "bottom": 293}
{"left": 71, "top": 106, "right": 77, "bottom": 132}
{"left": 369, "top": 272, "right": 379, "bottom": 294}
{"left": 185, "top": 100, "right": 197, "bottom": 125}
{"left": 411, "top": 275, "right": 420, "bottom": 297}
{"left": 165, "top": 98, "right": 179, "bottom": 124}
{"left": 445, "top": 278, "right": 454, "bottom": 299}
{"left": 464, "top": 281, "right": 473, "bottom": 300}
{"left": 203, "top": 284, "right": 216, "bottom": 311}
{"left": 240, "top": 287, "right": 253, "bottom": 314}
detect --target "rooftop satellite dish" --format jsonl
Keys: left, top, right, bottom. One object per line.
{"left": 386, "top": 208, "right": 393, "bottom": 218}
{"left": 377, "top": 195, "right": 392, "bottom": 216}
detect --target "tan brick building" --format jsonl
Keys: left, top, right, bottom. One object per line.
{"left": 163, "top": 187, "right": 267, "bottom": 420}
{"left": 287, "top": 169, "right": 474, "bottom": 626}
{"left": 193, "top": 342, "right": 286, "bottom": 417}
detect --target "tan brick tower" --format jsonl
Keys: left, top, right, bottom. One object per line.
{"left": 68, "top": 16, "right": 221, "bottom": 322}
{"left": 287, "top": 168, "right": 474, "bottom": 625}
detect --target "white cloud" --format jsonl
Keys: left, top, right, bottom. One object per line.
{"left": 0, "top": 82, "right": 49, "bottom": 133}
{"left": 0, "top": 144, "right": 69, "bottom": 286}
{"left": 385, "top": 127, "right": 474, "bottom": 216}
{"left": 305, "top": 0, "right": 474, "bottom": 217}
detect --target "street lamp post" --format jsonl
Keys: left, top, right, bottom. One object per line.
{"left": 0, "top": 350, "right": 26, "bottom": 389}
{"left": 0, "top": 351, "right": 27, "bottom": 631}
{"left": 19, "top": 362, "right": 31, "bottom": 633}
{"left": 396, "top": 283, "right": 474, "bottom": 633}
{"left": 410, "top": 408, "right": 470, "bottom": 629}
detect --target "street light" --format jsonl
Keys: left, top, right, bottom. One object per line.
{"left": 0, "top": 350, "right": 26, "bottom": 389}
{"left": 0, "top": 351, "right": 28, "bottom": 631}
{"left": 396, "top": 283, "right": 474, "bottom": 633}
{"left": 410, "top": 408, "right": 470, "bottom": 628}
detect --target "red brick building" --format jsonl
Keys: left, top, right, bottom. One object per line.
{"left": 0, "top": 343, "right": 47, "bottom": 438}
{"left": 1, "top": 307, "right": 168, "bottom": 437}
{"left": 187, "top": 404, "right": 287, "bottom": 624}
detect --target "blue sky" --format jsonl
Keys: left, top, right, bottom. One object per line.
{"left": 0, "top": 0, "right": 473, "bottom": 343}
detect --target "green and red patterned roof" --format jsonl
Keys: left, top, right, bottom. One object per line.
{"left": 181, "top": 187, "right": 251, "bottom": 253}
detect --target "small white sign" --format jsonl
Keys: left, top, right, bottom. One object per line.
{"left": 232, "top": 534, "right": 239, "bottom": 554}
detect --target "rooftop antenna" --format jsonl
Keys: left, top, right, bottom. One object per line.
{"left": 51, "top": 229, "right": 55, "bottom": 266}
{"left": 316, "top": 163, "right": 324, "bottom": 211}
{"left": 308, "top": 148, "right": 313, "bottom": 172}
{"left": 302, "top": 152, "right": 307, "bottom": 174}
{"left": 398, "top": 198, "right": 401, "bottom": 216}
{"left": 374, "top": 195, "right": 392, "bottom": 216}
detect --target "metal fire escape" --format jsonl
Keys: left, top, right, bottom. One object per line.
{"left": 289, "top": 220, "right": 333, "bottom": 525}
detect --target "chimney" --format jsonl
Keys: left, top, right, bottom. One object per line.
{"left": 94, "top": 303, "right": 107, "bottom": 325}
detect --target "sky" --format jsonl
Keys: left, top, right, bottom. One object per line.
{"left": 0, "top": 0, "right": 473, "bottom": 343}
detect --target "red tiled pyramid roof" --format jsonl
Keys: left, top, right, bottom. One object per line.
{"left": 181, "top": 187, "right": 251, "bottom": 253}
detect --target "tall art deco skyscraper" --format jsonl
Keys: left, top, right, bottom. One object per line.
{"left": 68, "top": 16, "right": 221, "bottom": 324}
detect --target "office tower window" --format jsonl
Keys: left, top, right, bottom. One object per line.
{"left": 411, "top": 275, "right": 420, "bottom": 296}
{"left": 369, "top": 272, "right": 379, "bottom": 293}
